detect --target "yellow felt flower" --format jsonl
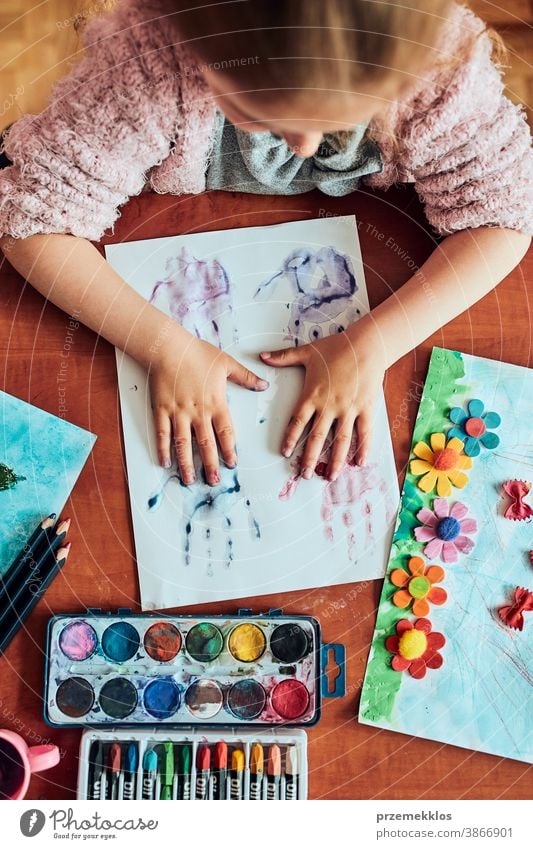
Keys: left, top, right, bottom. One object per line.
{"left": 410, "top": 433, "right": 473, "bottom": 497}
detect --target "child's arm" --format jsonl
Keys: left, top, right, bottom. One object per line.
{"left": 260, "top": 226, "right": 531, "bottom": 480}
{"left": 0, "top": 233, "right": 268, "bottom": 485}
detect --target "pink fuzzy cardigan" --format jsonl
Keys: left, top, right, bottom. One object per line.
{"left": 0, "top": 1, "right": 531, "bottom": 242}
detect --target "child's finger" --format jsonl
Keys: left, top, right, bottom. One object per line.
{"left": 299, "top": 411, "right": 335, "bottom": 480}
{"left": 172, "top": 414, "right": 195, "bottom": 485}
{"left": 326, "top": 416, "right": 356, "bottom": 482}
{"left": 227, "top": 358, "right": 269, "bottom": 391}
{"left": 212, "top": 408, "right": 237, "bottom": 468}
{"left": 260, "top": 346, "right": 307, "bottom": 367}
{"left": 154, "top": 407, "right": 172, "bottom": 469}
{"left": 281, "top": 399, "right": 315, "bottom": 458}
{"left": 354, "top": 407, "right": 374, "bottom": 466}
{"left": 193, "top": 419, "right": 220, "bottom": 486}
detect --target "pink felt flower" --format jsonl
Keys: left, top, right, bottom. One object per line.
{"left": 414, "top": 498, "right": 477, "bottom": 563}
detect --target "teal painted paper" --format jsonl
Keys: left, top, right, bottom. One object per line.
{"left": 360, "top": 347, "right": 533, "bottom": 763}
{"left": 0, "top": 391, "right": 96, "bottom": 575}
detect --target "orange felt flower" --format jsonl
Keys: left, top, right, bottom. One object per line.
{"left": 390, "top": 556, "right": 448, "bottom": 617}
{"left": 410, "top": 433, "right": 473, "bottom": 497}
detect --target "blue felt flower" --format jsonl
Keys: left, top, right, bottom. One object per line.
{"left": 448, "top": 399, "right": 501, "bottom": 457}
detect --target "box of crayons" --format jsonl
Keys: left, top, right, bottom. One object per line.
{"left": 77, "top": 728, "right": 307, "bottom": 800}
{"left": 44, "top": 609, "right": 345, "bottom": 728}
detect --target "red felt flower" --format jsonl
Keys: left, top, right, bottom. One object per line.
{"left": 502, "top": 480, "right": 533, "bottom": 521}
{"left": 385, "top": 618, "right": 446, "bottom": 679}
{"left": 498, "top": 587, "right": 533, "bottom": 631}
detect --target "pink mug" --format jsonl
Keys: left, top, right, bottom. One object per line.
{"left": 0, "top": 729, "right": 60, "bottom": 800}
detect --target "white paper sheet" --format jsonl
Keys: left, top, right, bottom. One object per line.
{"left": 106, "top": 216, "right": 399, "bottom": 609}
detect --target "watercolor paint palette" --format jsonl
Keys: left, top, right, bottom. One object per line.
{"left": 45, "top": 610, "right": 344, "bottom": 728}
{"left": 77, "top": 728, "right": 308, "bottom": 800}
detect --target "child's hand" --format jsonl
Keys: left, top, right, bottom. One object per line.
{"left": 150, "top": 333, "right": 269, "bottom": 485}
{"left": 260, "top": 330, "right": 385, "bottom": 481}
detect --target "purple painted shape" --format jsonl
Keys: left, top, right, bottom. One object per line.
{"left": 149, "top": 246, "right": 238, "bottom": 348}
{"left": 254, "top": 246, "right": 360, "bottom": 344}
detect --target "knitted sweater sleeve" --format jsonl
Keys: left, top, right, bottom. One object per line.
{"left": 364, "top": 6, "right": 533, "bottom": 237}
{"left": 0, "top": 2, "right": 188, "bottom": 242}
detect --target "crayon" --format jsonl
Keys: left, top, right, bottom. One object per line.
{"left": 107, "top": 742, "right": 121, "bottom": 800}
{"left": 160, "top": 742, "right": 174, "bottom": 800}
{"left": 178, "top": 744, "right": 191, "bottom": 800}
{"left": 123, "top": 743, "right": 138, "bottom": 800}
{"left": 212, "top": 741, "right": 227, "bottom": 800}
{"left": 250, "top": 743, "right": 264, "bottom": 800}
{"left": 285, "top": 746, "right": 299, "bottom": 800}
{"left": 142, "top": 749, "right": 157, "bottom": 800}
{"left": 195, "top": 744, "right": 210, "bottom": 800}
{"left": 88, "top": 741, "right": 105, "bottom": 801}
{"left": 0, "top": 543, "right": 71, "bottom": 656}
{"left": 267, "top": 744, "right": 281, "bottom": 800}
{"left": 230, "top": 749, "right": 244, "bottom": 800}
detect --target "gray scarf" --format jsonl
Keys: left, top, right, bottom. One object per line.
{"left": 206, "top": 111, "right": 383, "bottom": 196}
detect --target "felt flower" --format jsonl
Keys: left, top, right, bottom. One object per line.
{"left": 385, "top": 618, "right": 445, "bottom": 679}
{"left": 448, "top": 399, "right": 501, "bottom": 457}
{"left": 410, "top": 433, "right": 472, "bottom": 496}
{"left": 390, "top": 556, "right": 447, "bottom": 616}
{"left": 414, "top": 498, "right": 477, "bottom": 562}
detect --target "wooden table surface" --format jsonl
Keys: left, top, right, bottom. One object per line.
{"left": 0, "top": 185, "right": 531, "bottom": 800}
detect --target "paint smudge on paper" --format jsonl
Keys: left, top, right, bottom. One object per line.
{"left": 149, "top": 246, "right": 238, "bottom": 347}
{"left": 148, "top": 464, "right": 260, "bottom": 576}
{"left": 254, "top": 246, "right": 360, "bottom": 344}
{"left": 279, "top": 433, "right": 386, "bottom": 561}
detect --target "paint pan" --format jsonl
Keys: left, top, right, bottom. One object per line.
{"left": 184, "top": 680, "right": 223, "bottom": 719}
{"left": 144, "top": 622, "right": 181, "bottom": 662}
{"left": 59, "top": 621, "right": 98, "bottom": 661}
{"left": 185, "top": 623, "right": 223, "bottom": 662}
{"left": 44, "top": 611, "right": 345, "bottom": 729}
{"left": 228, "top": 623, "right": 266, "bottom": 662}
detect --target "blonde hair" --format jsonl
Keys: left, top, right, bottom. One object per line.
{"left": 78, "top": 2, "right": 507, "bottom": 94}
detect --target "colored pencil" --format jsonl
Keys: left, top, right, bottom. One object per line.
{"left": 0, "top": 519, "right": 70, "bottom": 628}
{"left": 230, "top": 749, "right": 244, "bottom": 800}
{"left": 142, "top": 749, "right": 157, "bottom": 800}
{"left": 107, "top": 743, "right": 121, "bottom": 800}
{"left": 122, "top": 743, "right": 138, "bottom": 801}
{"left": 285, "top": 746, "right": 299, "bottom": 800}
{"left": 0, "top": 514, "right": 56, "bottom": 604}
{"left": 195, "top": 744, "right": 210, "bottom": 800}
{"left": 88, "top": 741, "right": 105, "bottom": 800}
{"left": 160, "top": 742, "right": 174, "bottom": 800}
{"left": 178, "top": 744, "right": 191, "bottom": 800}
{"left": 250, "top": 743, "right": 264, "bottom": 800}
{"left": 0, "top": 543, "right": 71, "bottom": 657}
{"left": 267, "top": 745, "right": 281, "bottom": 800}
{"left": 212, "top": 741, "right": 227, "bottom": 800}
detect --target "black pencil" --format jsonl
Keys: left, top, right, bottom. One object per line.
{"left": 0, "top": 514, "right": 56, "bottom": 604}
{"left": 0, "top": 543, "right": 71, "bottom": 656}
{"left": 0, "top": 519, "right": 70, "bottom": 631}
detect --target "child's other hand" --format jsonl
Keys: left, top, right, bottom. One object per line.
{"left": 150, "top": 334, "right": 268, "bottom": 486}
{"left": 260, "top": 330, "right": 385, "bottom": 481}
